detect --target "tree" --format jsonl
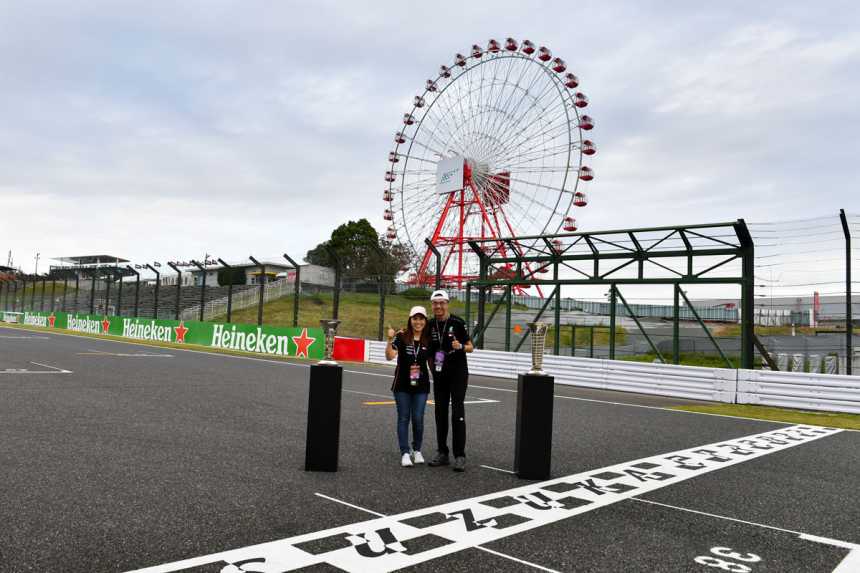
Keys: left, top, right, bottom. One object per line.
{"left": 305, "top": 219, "right": 412, "bottom": 281}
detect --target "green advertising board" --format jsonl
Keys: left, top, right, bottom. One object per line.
{"left": 17, "top": 311, "right": 324, "bottom": 359}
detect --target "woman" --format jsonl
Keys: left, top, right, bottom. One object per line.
{"left": 386, "top": 306, "right": 431, "bottom": 467}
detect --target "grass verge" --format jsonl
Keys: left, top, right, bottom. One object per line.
{"left": 670, "top": 403, "right": 860, "bottom": 430}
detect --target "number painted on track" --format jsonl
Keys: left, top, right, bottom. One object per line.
{"left": 694, "top": 546, "right": 761, "bottom": 571}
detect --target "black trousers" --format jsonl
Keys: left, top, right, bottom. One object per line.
{"left": 433, "top": 371, "right": 468, "bottom": 457}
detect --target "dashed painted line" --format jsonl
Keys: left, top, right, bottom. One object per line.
{"left": 126, "top": 425, "right": 842, "bottom": 573}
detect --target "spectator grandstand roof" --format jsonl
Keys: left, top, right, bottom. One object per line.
{"left": 53, "top": 255, "right": 129, "bottom": 265}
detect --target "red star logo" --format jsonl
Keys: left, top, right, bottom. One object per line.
{"left": 48, "top": 313, "right": 56, "bottom": 328}
{"left": 101, "top": 316, "right": 111, "bottom": 334}
{"left": 174, "top": 321, "right": 189, "bottom": 343}
{"left": 291, "top": 328, "right": 316, "bottom": 358}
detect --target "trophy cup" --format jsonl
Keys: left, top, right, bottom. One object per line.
{"left": 514, "top": 321, "right": 554, "bottom": 480}
{"left": 305, "top": 318, "right": 343, "bottom": 471}
{"left": 319, "top": 319, "right": 341, "bottom": 365}
{"left": 528, "top": 321, "right": 549, "bottom": 375}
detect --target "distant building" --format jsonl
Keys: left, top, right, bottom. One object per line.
{"left": 173, "top": 261, "right": 335, "bottom": 289}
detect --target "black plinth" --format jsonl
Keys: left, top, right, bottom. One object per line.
{"left": 514, "top": 372, "right": 555, "bottom": 480}
{"left": 305, "top": 363, "right": 343, "bottom": 472}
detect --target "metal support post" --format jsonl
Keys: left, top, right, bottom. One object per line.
{"left": 570, "top": 324, "right": 576, "bottom": 357}
{"left": 104, "top": 273, "right": 111, "bottom": 315}
{"left": 505, "top": 284, "right": 512, "bottom": 351}
{"left": 146, "top": 264, "right": 160, "bottom": 318}
{"left": 73, "top": 274, "right": 79, "bottom": 314}
{"left": 249, "top": 256, "right": 265, "bottom": 326}
{"left": 735, "top": 219, "right": 755, "bottom": 369}
{"left": 40, "top": 278, "right": 46, "bottom": 311}
{"left": 673, "top": 284, "right": 680, "bottom": 364}
{"left": 678, "top": 288, "right": 733, "bottom": 368}
{"left": 589, "top": 326, "right": 595, "bottom": 358}
{"left": 167, "top": 262, "right": 182, "bottom": 320}
{"left": 50, "top": 278, "right": 56, "bottom": 312}
{"left": 191, "top": 260, "right": 206, "bottom": 322}
{"left": 840, "top": 209, "right": 853, "bottom": 375}
{"left": 553, "top": 266, "right": 561, "bottom": 355}
{"left": 217, "top": 259, "right": 234, "bottom": 323}
{"left": 283, "top": 253, "right": 301, "bottom": 327}
{"left": 608, "top": 284, "right": 617, "bottom": 360}
{"left": 90, "top": 268, "right": 97, "bottom": 315}
{"left": 116, "top": 270, "right": 123, "bottom": 317}
{"left": 615, "top": 287, "right": 664, "bottom": 363}
{"left": 126, "top": 266, "right": 140, "bottom": 317}
{"left": 424, "top": 238, "right": 442, "bottom": 290}
{"left": 464, "top": 283, "right": 472, "bottom": 332}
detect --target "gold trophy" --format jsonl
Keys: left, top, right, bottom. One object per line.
{"left": 319, "top": 319, "right": 341, "bottom": 365}
{"left": 528, "top": 321, "right": 549, "bottom": 375}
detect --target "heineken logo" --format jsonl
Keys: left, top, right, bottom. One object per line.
{"left": 123, "top": 319, "right": 175, "bottom": 342}
{"left": 68, "top": 315, "right": 102, "bottom": 334}
{"left": 211, "top": 324, "right": 315, "bottom": 356}
{"left": 23, "top": 313, "right": 48, "bottom": 327}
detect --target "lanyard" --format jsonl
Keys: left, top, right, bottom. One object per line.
{"left": 435, "top": 318, "right": 449, "bottom": 344}
{"left": 411, "top": 339, "right": 420, "bottom": 364}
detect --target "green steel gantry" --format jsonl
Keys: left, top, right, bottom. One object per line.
{"left": 462, "top": 219, "right": 758, "bottom": 369}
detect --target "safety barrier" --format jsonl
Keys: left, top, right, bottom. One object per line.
{"left": 737, "top": 370, "right": 860, "bottom": 414}
{"left": 367, "top": 342, "right": 736, "bottom": 403}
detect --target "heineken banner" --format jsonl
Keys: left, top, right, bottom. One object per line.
{"left": 15, "top": 311, "right": 325, "bottom": 360}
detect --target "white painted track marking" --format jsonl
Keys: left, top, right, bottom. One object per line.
{"left": 0, "top": 361, "right": 72, "bottom": 374}
{"left": 631, "top": 498, "right": 860, "bottom": 549}
{"left": 315, "top": 493, "right": 386, "bottom": 518}
{"left": 0, "top": 335, "right": 49, "bottom": 339}
{"left": 480, "top": 465, "right": 516, "bottom": 475}
{"left": 126, "top": 425, "right": 842, "bottom": 573}
{"left": 833, "top": 548, "right": 860, "bottom": 572}
{"left": 314, "top": 493, "right": 561, "bottom": 572}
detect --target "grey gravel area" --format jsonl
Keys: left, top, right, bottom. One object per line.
{"left": 0, "top": 325, "right": 856, "bottom": 573}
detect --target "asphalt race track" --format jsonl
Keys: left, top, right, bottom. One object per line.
{"left": 1, "top": 324, "right": 858, "bottom": 572}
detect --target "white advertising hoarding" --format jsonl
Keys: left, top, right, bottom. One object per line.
{"left": 436, "top": 156, "right": 464, "bottom": 194}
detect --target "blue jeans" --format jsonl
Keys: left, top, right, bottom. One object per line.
{"left": 394, "top": 392, "right": 429, "bottom": 455}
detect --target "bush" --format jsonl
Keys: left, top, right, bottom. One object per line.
{"left": 400, "top": 287, "right": 433, "bottom": 300}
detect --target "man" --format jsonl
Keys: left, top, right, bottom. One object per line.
{"left": 427, "top": 289, "right": 474, "bottom": 472}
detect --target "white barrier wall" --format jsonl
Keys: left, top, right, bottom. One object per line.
{"left": 737, "top": 370, "right": 860, "bottom": 414}
{"left": 367, "top": 342, "right": 736, "bottom": 403}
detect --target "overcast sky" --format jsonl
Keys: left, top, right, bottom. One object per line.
{"left": 1, "top": 1, "right": 858, "bottom": 290}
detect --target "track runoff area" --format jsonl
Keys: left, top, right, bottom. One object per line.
{"left": 1, "top": 324, "right": 858, "bottom": 573}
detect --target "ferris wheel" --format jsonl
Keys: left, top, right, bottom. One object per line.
{"left": 384, "top": 37, "right": 596, "bottom": 289}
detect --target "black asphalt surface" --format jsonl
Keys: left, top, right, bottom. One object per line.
{"left": 1, "top": 324, "right": 857, "bottom": 573}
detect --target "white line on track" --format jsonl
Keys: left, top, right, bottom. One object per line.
{"left": 630, "top": 497, "right": 859, "bottom": 546}
{"left": 0, "top": 361, "right": 72, "bottom": 374}
{"left": 629, "top": 497, "right": 860, "bottom": 572}
{"left": 480, "top": 465, "right": 516, "bottom": 474}
{"left": 0, "top": 335, "right": 49, "bottom": 339}
{"left": 312, "top": 493, "right": 560, "bottom": 572}
{"left": 7, "top": 325, "right": 856, "bottom": 432}
{"left": 314, "top": 493, "right": 386, "bottom": 518}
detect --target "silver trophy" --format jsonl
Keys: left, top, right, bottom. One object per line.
{"left": 528, "top": 321, "right": 549, "bottom": 375}
{"left": 319, "top": 319, "right": 341, "bottom": 365}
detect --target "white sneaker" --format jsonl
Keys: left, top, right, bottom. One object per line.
{"left": 412, "top": 451, "right": 425, "bottom": 464}
{"left": 401, "top": 453, "right": 414, "bottom": 467}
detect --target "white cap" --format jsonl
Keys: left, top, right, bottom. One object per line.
{"left": 409, "top": 306, "right": 428, "bottom": 318}
{"left": 430, "top": 289, "right": 449, "bottom": 302}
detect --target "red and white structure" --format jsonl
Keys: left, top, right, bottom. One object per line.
{"left": 384, "top": 37, "right": 596, "bottom": 289}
